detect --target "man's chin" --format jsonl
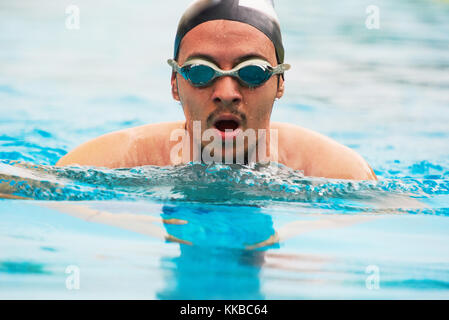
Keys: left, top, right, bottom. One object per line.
{"left": 200, "top": 144, "right": 255, "bottom": 165}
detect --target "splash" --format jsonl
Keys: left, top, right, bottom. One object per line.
{"left": 0, "top": 160, "right": 448, "bottom": 214}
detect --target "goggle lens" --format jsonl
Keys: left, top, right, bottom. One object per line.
{"left": 238, "top": 65, "right": 271, "bottom": 86}
{"left": 181, "top": 64, "right": 215, "bottom": 86}
{"left": 182, "top": 64, "right": 272, "bottom": 87}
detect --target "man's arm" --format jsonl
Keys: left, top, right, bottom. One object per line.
{"left": 274, "top": 122, "right": 377, "bottom": 181}
{"left": 56, "top": 129, "right": 134, "bottom": 168}
{"left": 56, "top": 121, "right": 185, "bottom": 168}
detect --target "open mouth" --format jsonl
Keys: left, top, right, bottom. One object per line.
{"left": 214, "top": 119, "right": 240, "bottom": 132}
{"left": 213, "top": 114, "right": 242, "bottom": 133}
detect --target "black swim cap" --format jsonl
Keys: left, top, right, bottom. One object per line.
{"left": 174, "top": 0, "right": 285, "bottom": 64}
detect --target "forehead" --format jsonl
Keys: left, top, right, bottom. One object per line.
{"left": 178, "top": 20, "right": 277, "bottom": 66}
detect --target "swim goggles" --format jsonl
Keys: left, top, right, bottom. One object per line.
{"left": 167, "top": 58, "right": 290, "bottom": 88}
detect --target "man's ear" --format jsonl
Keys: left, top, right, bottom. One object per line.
{"left": 171, "top": 72, "right": 180, "bottom": 101}
{"left": 276, "top": 75, "right": 285, "bottom": 100}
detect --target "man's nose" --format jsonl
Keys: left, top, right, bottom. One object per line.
{"left": 211, "top": 76, "right": 242, "bottom": 107}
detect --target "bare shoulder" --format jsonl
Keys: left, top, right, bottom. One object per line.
{"left": 56, "top": 121, "right": 185, "bottom": 168}
{"left": 271, "top": 122, "right": 377, "bottom": 181}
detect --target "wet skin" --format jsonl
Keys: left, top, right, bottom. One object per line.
{"left": 56, "top": 20, "right": 377, "bottom": 181}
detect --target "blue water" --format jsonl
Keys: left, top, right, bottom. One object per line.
{"left": 1, "top": 0, "right": 449, "bottom": 299}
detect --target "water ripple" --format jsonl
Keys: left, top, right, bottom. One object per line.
{"left": 0, "top": 160, "right": 447, "bottom": 214}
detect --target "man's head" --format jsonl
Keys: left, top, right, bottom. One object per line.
{"left": 170, "top": 0, "right": 287, "bottom": 163}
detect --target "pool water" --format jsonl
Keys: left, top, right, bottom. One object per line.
{"left": 1, "top": 0, "right": 449, "bottom": 299}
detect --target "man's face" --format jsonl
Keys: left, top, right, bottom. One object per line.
{"left": 171, "top": 20, "right": 284, "bottom": 162}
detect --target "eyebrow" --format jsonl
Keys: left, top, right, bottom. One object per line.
{"left": 184, "top": 53, "right": 270, "bottom": 67}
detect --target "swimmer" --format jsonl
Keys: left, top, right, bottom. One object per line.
{"left": 56, "top": 0, "right": 377, "bottom": 181}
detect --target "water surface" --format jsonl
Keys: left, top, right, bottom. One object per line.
{"left": 0, "top": 0, "right": 448, "bottom": 299}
